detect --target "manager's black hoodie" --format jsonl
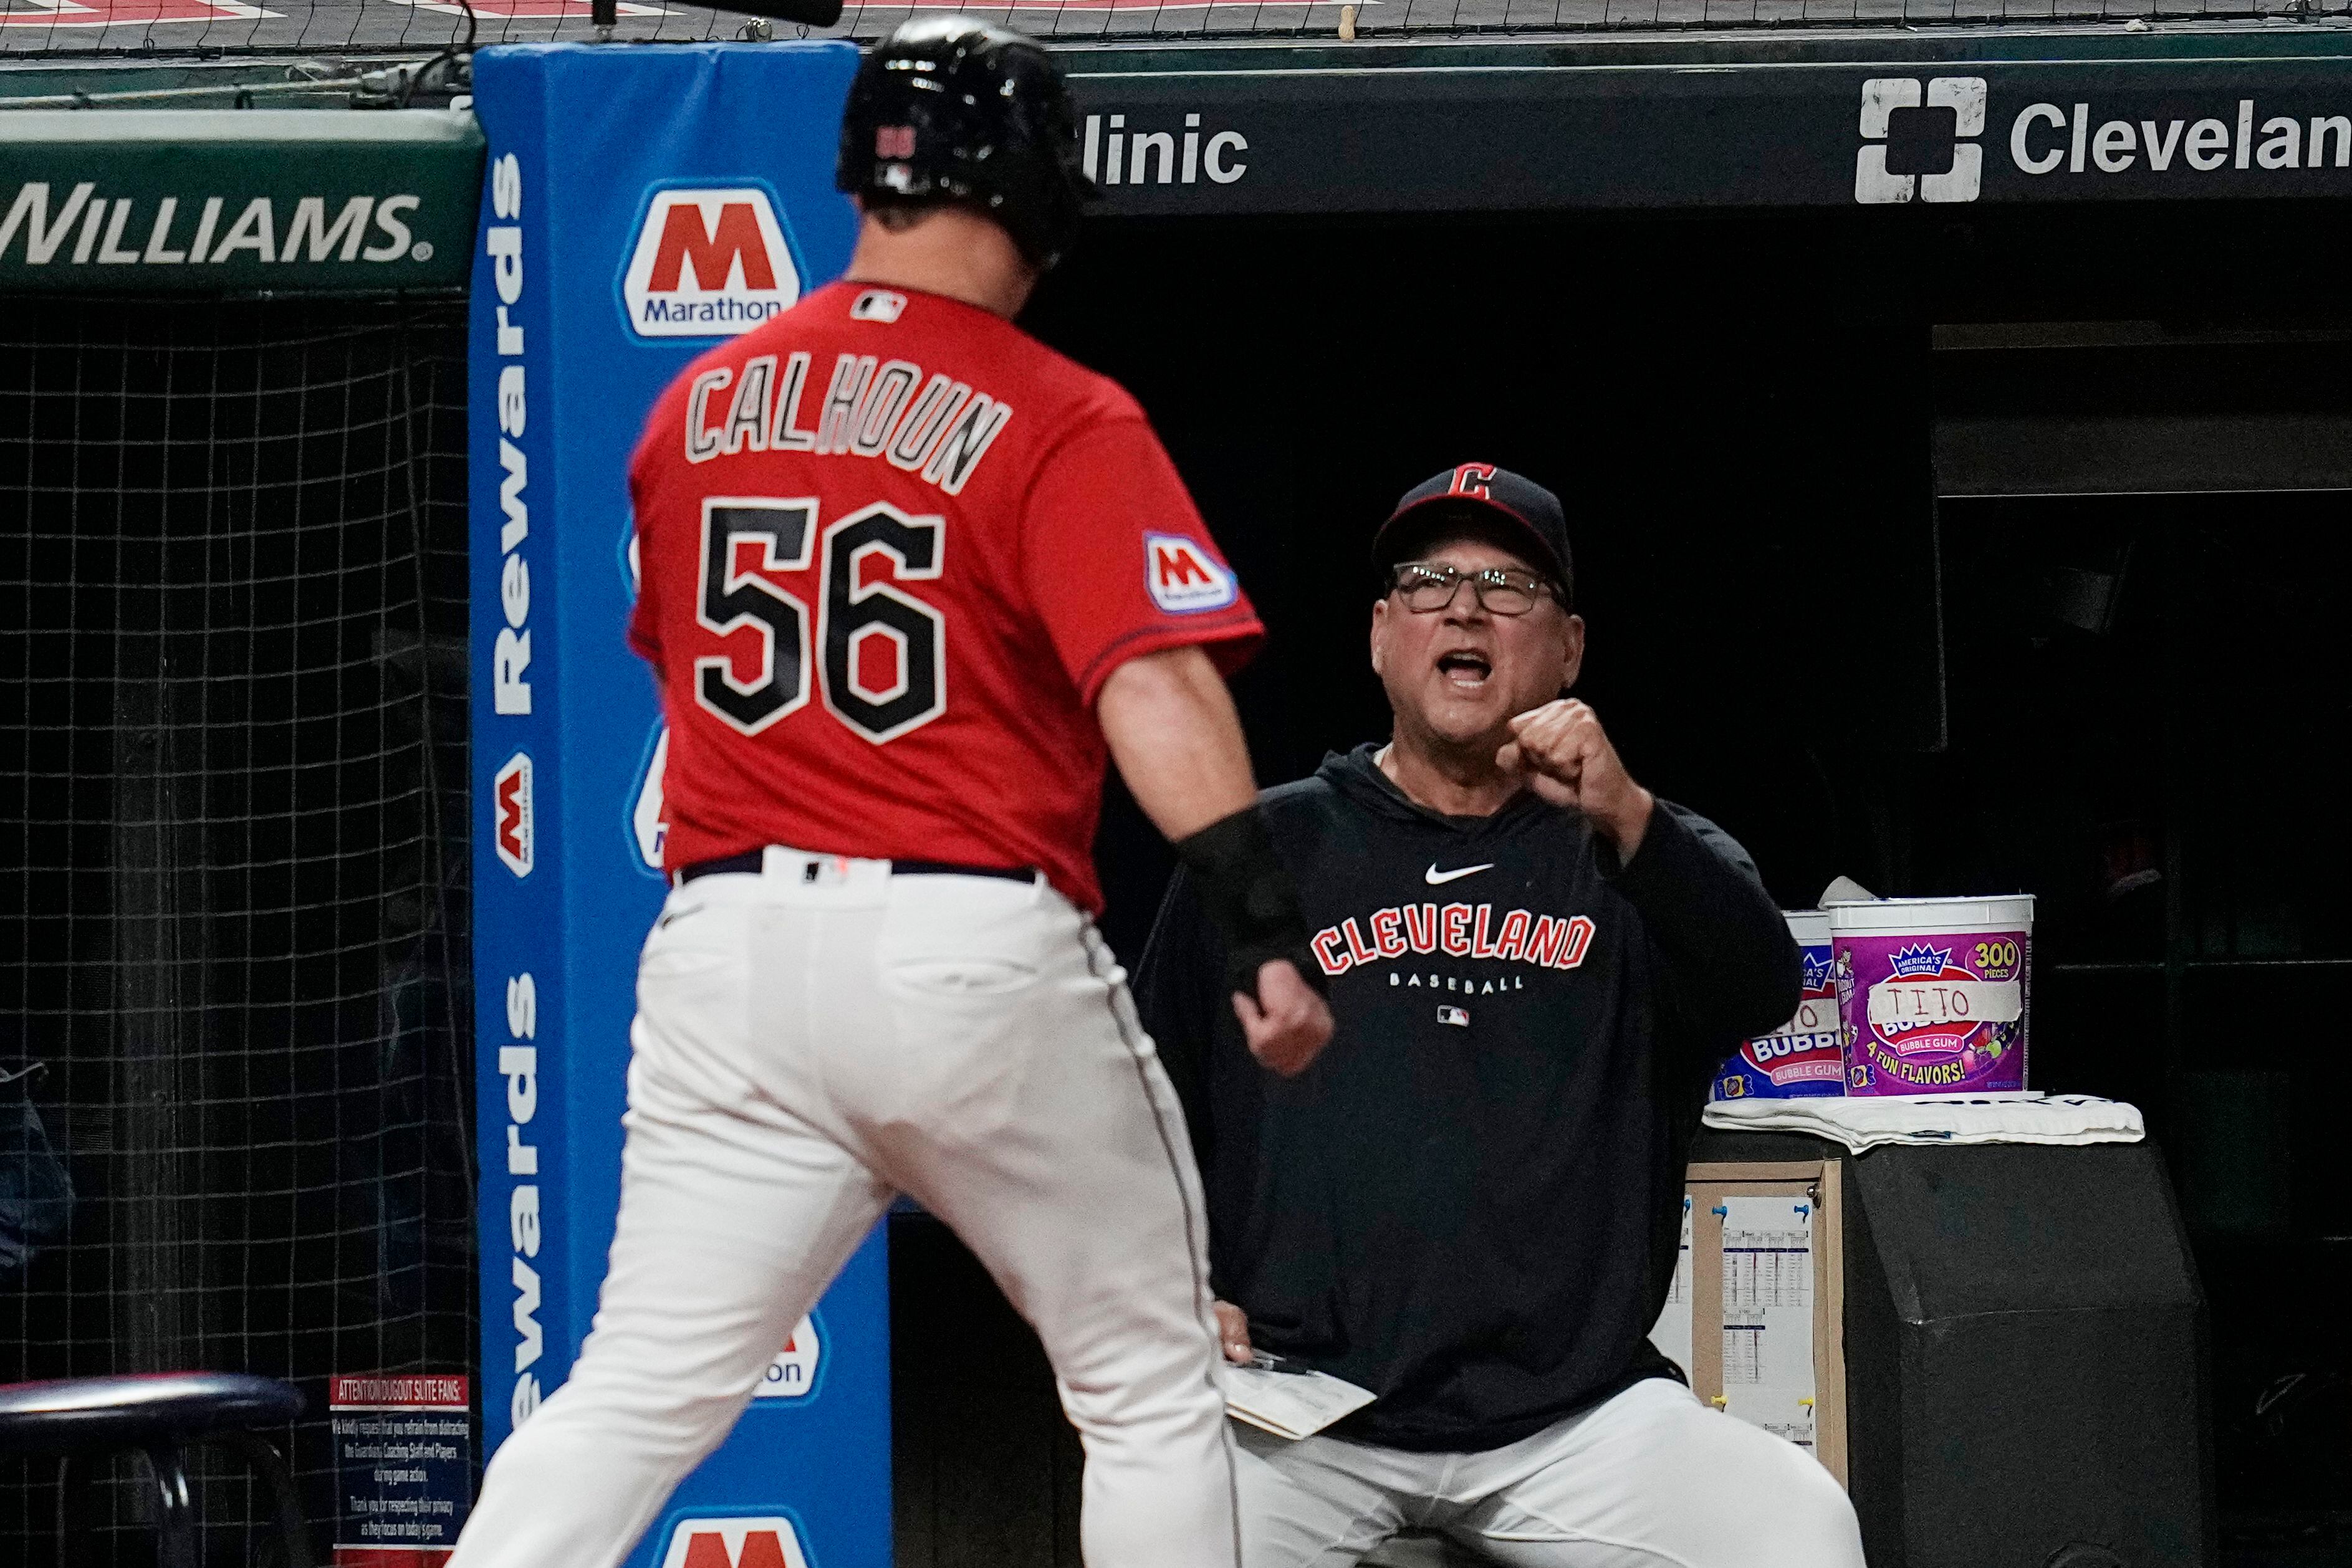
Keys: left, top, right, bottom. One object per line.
{"left": 1134, "top": 743, "right": 1800, "bottom": 1453}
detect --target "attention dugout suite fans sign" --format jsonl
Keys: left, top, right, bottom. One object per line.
{"left": 468, "top": 43, "right": 886, "bottom": 1568}
{"left": 332, "top": 1375, "right": 472, "bottom": 1566}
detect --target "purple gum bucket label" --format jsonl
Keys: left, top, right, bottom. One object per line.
{"left": 1714, "top": 919, "right": 1843, "bottom": 1100}
{"left": 1832, "top": 897, "right": 2031, "bottom": 1096}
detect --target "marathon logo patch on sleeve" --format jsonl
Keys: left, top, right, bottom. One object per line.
{"left": 1144, "top": 532, "right": 1239, "bottom": 614}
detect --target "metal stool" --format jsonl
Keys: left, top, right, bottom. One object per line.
{"left": 0, "top": 1372, "right": 314, "bottom": 1568}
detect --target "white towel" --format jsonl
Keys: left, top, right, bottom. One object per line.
{"left": 1701, "top": 1092, "right": 2144, "bottom": 1153}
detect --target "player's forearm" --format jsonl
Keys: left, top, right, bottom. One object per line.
{"left": 1097, "top": 645, "right": 1260, "bottom": 843}
{"left": 1105, "top": 649, "right": 1336, "bottom": 1061}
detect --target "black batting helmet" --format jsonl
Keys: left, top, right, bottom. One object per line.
{"left": 835, "top": 17, "right": 1097, "bottom": 272}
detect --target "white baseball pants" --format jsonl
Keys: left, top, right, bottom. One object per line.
{"left": 1234, "top": 1377, "right": 1866, "bottom": 1568}
{"left": 448, "top": 852, "right": 1240, "bottom": 1568}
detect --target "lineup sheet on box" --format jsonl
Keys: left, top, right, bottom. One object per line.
{"left": 1644, "top": 1194, "right": 1818, "bottom": 1451}
{"left": 1721, "top": 1196, "right": 1817, "bottom": 1449}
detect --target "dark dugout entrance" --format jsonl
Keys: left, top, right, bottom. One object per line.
{"left": 893, "top": 41, "right": 2352, "bottom": 1568}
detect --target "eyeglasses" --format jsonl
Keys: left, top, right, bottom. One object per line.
{"left": 1388, "top": 562, "right": 1555, "bottom": 617}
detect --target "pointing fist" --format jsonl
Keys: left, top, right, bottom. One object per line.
{"left": 1234, "top": 958, "right": 1335, "bottom": 1078}
{"left": 1496, "top": 699, "right": 1654, "bottom": 858}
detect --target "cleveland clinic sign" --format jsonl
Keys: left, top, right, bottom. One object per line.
{"left": 1855, "top": 74, "right": 2352, "bottom": 204}
{"left": 1062, "top": 52, "right": 2352, "bottom": 214}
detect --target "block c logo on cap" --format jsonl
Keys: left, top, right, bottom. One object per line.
{"left": 1449, "top": 463, "right": 1497, "bottom": 499}
{"left": 656, "top": 1518, "right": 810, "bottom": 1568}
{"left": 1145, "top": 533, "right": 1238, "bottom": 614}
{"left": 622, "top": 187, "right": 800, "bottom": 340}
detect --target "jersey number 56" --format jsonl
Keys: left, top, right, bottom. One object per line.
{"left": 692, "top": 496, "right": 946, "bottom": 744}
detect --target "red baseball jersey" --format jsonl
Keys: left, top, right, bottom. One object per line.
{"left": 628, "top": 279, "right": 1264, "bottom": 912}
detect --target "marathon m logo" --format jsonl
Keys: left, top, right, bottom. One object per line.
{"left": 630, "top": 725, "right": 669, "bottom": 875}
{"left": 751, "top": 1313, "right": 822, "bottom": 1400}
{"left": 493, "top": 752, "right": 534, "bottom": 878}
{"left": 622, "top": 188, "right": 800, "bottom": 340}
{"left": 1855, "top": 78, "right": 1988, "bottom": 204}
{"left": 657, "top": 1517, "right": 812, "bottom": 1568}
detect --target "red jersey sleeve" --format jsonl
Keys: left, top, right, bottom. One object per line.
{"left": 1020, "top": 416, "right": 1264, "bottom": 705}
{"left": 625, "top": 411, "right": 667, "bottom": 672}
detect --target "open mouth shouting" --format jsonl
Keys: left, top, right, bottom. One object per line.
{"left": 1437, "top": 648, "right": 1494, "bottom": 689}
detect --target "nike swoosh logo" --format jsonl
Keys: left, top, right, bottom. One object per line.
{"left": 1424, "top": 863, "right": 1495, "bottom": 886}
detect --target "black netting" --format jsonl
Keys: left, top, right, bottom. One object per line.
{"left": 0, "top": 0, "right": 2327, "bottom": 57}
{"left": 0, "top": 296, "right": 473, "bottom": 1567}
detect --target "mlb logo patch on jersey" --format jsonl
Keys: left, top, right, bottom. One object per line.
{"left": 656, "top": 1516, "right": 810, "bottom": 1568}
{"left": 621, "top": 188, "right": 800, "bottom": 340}
{"left": 1437, "top": 1005, "right": 1471, "bottom": 1028}
{"left": 850, "top": 289, "right": 907, "bottom": 323}
{"left": 1145, "top": 533, "right": 1238, "bottom": 614}
{"left": 493, "top": 752, "right": 534, "bottom": 879}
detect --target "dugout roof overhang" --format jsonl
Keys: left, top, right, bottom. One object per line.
{"left": 1, "top": 16, "right": 2351, "bottom": 297}
{"left": 1050, "top": 19, "right": 2352, "bottom": 213}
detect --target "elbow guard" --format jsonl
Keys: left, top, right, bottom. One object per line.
{"left": 1173, "top": 806, "right": 1328, "bottom": 1003}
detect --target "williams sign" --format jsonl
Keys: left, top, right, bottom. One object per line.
{"left": 0, "top": 108, "right": 479, "bottom": 292}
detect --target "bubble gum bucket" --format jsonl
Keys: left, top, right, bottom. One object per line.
{"left": 1711, "top": 911, "right": 1844, "bottom": 1100}
{"left": 1829, "top": 894, "right": 2033, "bottom": 1096}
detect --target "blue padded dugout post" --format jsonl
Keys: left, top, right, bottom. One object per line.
{"left": 468, "top": 42, "right": 882, "bottom": 1568}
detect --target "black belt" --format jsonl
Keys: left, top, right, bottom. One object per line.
{"left": 673, "top": 850, "right": 1037, "bottom": 887}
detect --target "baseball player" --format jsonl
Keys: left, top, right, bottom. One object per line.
{"left": 447, "top": 21, "right": 1332, "bottom": 1568}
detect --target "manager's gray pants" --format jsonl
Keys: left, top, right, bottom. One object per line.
{"left": 1234, "top": 1376, "right": 1865, "bottom": 1568}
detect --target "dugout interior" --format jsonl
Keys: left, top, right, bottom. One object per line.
{"left": 0, "top": 295, "right": 474, "bottom": 1566}
{"left": 890, "top": 190, "right": 2352, "bottom": 1562}
{"left": 0, "top": 38, "right": 2343, "bottom": 1567}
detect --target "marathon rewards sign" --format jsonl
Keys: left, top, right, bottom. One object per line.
{"left": 467, "top": 43, "right": 885, "bottom": 1568}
